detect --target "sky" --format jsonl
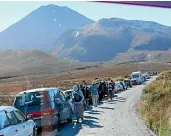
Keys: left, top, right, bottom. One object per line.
{"left": 0, "top": 1, "right": 171, "bottom": 32}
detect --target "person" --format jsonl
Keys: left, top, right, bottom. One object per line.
{"left": 72, "top": 85, "right": 84, "bottom": 123}
{"left": 111, "top": 80, "right": 115, "bottom": 97}
{"left": 98, "top": 82, "right": 103, "bottom": 102}
{"left": 90, "top": 82, "right": 99, "bottom": 107}
{"left": 79, "top": 83, "right": 87, "bottom": 109}
{"left": 108, "top": 81, "right": 114, "bottom": 100}
{"left": 101, "top": 80, "right": 107, "bottom": 100}
{"left": 82, "top": 82, "right": 89, "bottom": 109}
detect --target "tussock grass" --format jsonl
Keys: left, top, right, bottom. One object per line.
{"left": 0, "top": 95, "right": 14, "bottom": 106}
{"left": 139, "top": 71, "right": 171, "bottom": 136}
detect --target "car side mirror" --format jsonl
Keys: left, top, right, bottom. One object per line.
{"left": 26, "top": 115, "right": 33, "bottom": 120}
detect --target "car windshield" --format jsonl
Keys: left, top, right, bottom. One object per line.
{"left": 132, "top": 74, "right": 140, "bottom": 78}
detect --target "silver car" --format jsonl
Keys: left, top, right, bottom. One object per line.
{"left": 0, "top": 106, "right": 36, "bottom": 136}
{"left": 115, "top": 82, "right": 124, "bottom": 93}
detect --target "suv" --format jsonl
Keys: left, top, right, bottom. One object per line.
{"left": 13, "top": 88, "right": 72, "bottom": 130}
{"left": 0, "top": 106, "right": 36, "bottom": 136}
{"left": 124, "top": 79, "right": 132, "bottom": 88}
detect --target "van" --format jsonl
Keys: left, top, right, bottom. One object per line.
{"left": 13, "top": 88, "right": 72, "bottom": 130}
{"left": 131, "top": 71, "right": 143, "bottom": 85}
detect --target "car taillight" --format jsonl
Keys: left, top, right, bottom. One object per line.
{"left": 25, "top": 109, "right": 55, "bottom": 118}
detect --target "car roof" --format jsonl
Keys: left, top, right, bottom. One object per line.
{"left": 132, "top": 71, "right": 141, "bottom": 74}
{"left": 17, "top": 88, "right": 57, "bottom": 95}
{"left": 63, "top": 89, "right": 73, "bottom": 93}
{"left": 0, "top": 106, "right": 16, "bottom": 112}
{"left": 124, "top": 79, "right": 130, "bottom": 81}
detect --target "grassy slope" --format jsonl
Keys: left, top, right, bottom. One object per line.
{"left": 139, "top": 71, "right": 171, "bottom": 136}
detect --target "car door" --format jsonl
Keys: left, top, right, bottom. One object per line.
{"left": 13, "top": 110, "right": 33, "bottom": 136}
{"left": 6, "top": 111, "right": 23, "bottom": 136}
{"left": 58, "top": 91, "right": 71, "bottom": 121}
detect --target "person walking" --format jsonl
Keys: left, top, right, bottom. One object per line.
{"left": 72, "top": 85, "right": 84, "bottom": 123}
{"left": 79, "top": 83, "right": 86, "bottom": 109}
{"left": 90, "top": 82, "right": 99, "bottom": 107}
{"left": 83, "top": 82, "right": 89, "bottom": 109}
{"left": 98, "top": 82, "right": 103, "bottom": 102}
{"left": 108, "top": 82, "right": 114, "bottom": 100}
{"left": 111, "top": 80, "right": 115, "bottom": 97}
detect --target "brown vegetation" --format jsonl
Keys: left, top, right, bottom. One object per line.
{"left": 139, "top": 70, "right": 171, "bottom": 136}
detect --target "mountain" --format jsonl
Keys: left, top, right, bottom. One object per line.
{"left": 0, "top": 4, "right": 93, "bottom": 52}
{"left": 52, "top": 18, "right": 171, "bottom": 62}
{"left": 0, "top": 50, "right": 79, "bottom": 77}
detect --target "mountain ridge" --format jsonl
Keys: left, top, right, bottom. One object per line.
{"left": 52, "top": 17, "right": 171, "bottom": 62}
{"left": 0, "top": 4, "right": 94, "bottom": 52}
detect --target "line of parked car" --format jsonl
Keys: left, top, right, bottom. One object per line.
{"left": 0, "top": 71, "right": 158, "bottom": 136}
{"left": 0, "top": 88, "right": 74, "bottom": 136}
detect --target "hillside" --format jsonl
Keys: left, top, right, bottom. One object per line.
{"left": 0, "top": 4, "right": 93, "bottom": 52}
{"left": 114, "top": 51, "right": 171, "bottom": 63}
{"left": 52, "top": 18, "right": 171, "bottom": 62}
{"left": 0, "top": 50, "right": 78, "bottom": 77}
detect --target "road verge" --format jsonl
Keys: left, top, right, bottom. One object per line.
{"left": 139, "top": 71, "right": 171, "bottom": 136}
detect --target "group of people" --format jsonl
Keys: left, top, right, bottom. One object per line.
{"left": 71, "top": 80, "right": 115, "bottom": 123}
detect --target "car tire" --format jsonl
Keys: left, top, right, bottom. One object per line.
{"left": 67, "top": 109, "right": 73, "bottom": 123}
{"left": 33, "top": 127, "right": 37, "bottom": 136}
{"left": 67, "top": 118, "right": 72, "bottom": 123}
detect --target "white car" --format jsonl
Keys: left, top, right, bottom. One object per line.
{"left": 115, "top": 82, "right": 124, "bottom": 93}
{"left": 144, "top": 72, "right": 150, "bottom": 79}
{"left": 0, "top": 106, "right": 36, "bottom": 136}
{"left": 131, "top": 71, "right": 143, "bottom": 85}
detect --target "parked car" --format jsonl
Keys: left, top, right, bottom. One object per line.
{"left": 124, "top": 79, "right": 132, "bottom": 88}
{"left": 0, "top": 106, "right": 36, "bottom": 136}
{"left": 13, "top": 88, "right": 73, "bottom": 130}
{"left": 115, "top": 82, "right": 124, "bottom": 93}
{"left": 142, "top": 75, "right": 146, "bottom": 82}
{"left": 131, "top": 71, "right": 143, "bottom": 85}
{"left": 120, "top": 81, "right": 127, "bottom": 90}
{"left": 144, "top": 72, "right": 150, "bottom": 79}
{"left": 63, "top": 89, "right": 74, "bottom": 113}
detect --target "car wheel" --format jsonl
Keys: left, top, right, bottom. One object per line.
{"left": 67, "top": 109, "right": 73, "bottom": 123}
{"left": 33, "top": 127, "right": 37, "bottom": 136}
{"left": 67, "top": 118, "right": 72, "bottom": 123}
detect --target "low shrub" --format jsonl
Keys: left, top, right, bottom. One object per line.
{"left": 139, "top": 70, "right": 171, "bottom": 136}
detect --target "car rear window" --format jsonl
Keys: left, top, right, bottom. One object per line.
{"left": 132, "top": 74, "right": 140, "bottom": 78}
{"left": 14, "top": 91, "right": 51, "bottom": 113}
{"left": 0, "top": 111, "right": 10, "bottom": 129}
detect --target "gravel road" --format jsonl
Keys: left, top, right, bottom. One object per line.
{"left": 40, "top": 76, "right": 157, "bottom": 136}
